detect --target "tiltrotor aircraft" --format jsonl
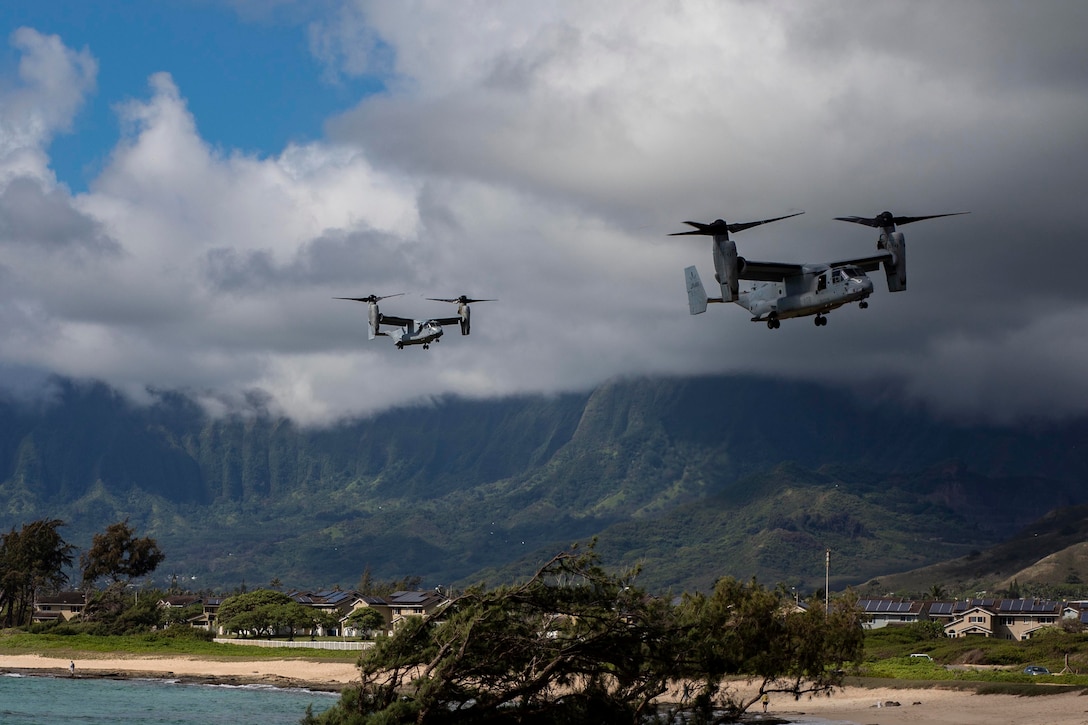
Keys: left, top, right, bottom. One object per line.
{"left": 335, "top": 294, "right": 495, "bottom": 349}
{"left": 673, "top": 210, "right": 967, "bottom": 329}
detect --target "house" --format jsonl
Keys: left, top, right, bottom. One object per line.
{"left": 289, "top": 589, "right": 360, "bottom": 636}
{"left": 32, "top": 591, "right": 87, "bottom": 623}
{"left": 858, "top": 598, "right": 929, "bottom": 629}
{"left": 385, "top": 590, "right": 447, "bottom": 628}
{"left": 944, "top": 598, "right": 1061, "bottom": 640}
{"left": 342, "top": 590, "right": 449, "bottom": 637}
{"left": 945, "top": 601, "right": 995, "bottom": 638}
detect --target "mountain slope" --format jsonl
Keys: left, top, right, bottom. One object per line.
{"left": 1, "top": 375, "right": 1087, "bottom": 593}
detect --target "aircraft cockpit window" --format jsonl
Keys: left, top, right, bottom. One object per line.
{"left": 831, "top": 270, "right": 844, "bottom": 283}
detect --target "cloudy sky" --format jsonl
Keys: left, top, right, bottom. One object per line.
{"left": 1, "top": 1, "right": 1085, "bottom": 425}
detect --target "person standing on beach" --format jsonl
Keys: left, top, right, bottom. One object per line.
{"left": 69, "top": 661, "right": 75, "bottom": 677}
{"left": 761, "top": 693, "right": 769, "bottom": 712}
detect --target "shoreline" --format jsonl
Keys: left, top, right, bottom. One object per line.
{"left": 7, "top": 654, "right": 1088, "bottom": 723}
{"left": 0, "top": 653, "right": 359, "bottom": 692}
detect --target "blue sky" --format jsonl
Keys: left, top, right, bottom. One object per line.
{"left": 1, "top": 2, "right": 1087, "bottom": 424}
{"left": 2, "top": 1, "right": 383, "bottom": 191}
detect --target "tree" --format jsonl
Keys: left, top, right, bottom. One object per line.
{"left": 311, "top": 544, "right": 682, "bottom": 724}
{"left": 80, "top": 519, "right": 165, "bottom": 588}
{"left": 356, "top": 566, "right": 423, "bottom": 597}
{"left": 0, "top": 519, "right": 75, "bottom": 627}
{"left": 345, "top": 607, "right": 385, "bottom": 638}
{"left": 217, "top": 589, "right": 314, "bottom": 639}
{"left": 310, "top": 546, "right": 865, "bottom": 725}
{"left": 675, "top": 577, "right": 864, "bottom": 720}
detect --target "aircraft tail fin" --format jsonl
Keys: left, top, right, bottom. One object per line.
{"left": 684, "top": 267, "right": 724, "bottom": 315}
{"left": 685, "top": 266, "right": 708, "bottom": 315}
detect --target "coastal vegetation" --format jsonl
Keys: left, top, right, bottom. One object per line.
{"left": 306, "top": 544, "right": 864, "bottom": 724}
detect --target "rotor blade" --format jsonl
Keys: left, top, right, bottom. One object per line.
{"left": 891, "top": 212, "right": 970, "bottom": 226}
{"left": 427, "top": 296, "right": 497, "bottom": 304}
{"left": 727, "top": 211, "right": 804, "bottom": 233}
{"left": 835, "top": 212, "right": 969, "bottom": 228}
{"left": 334, "top": 293, "right": 405, "bottom": 303}
{"left": 669, "top": 212, "right": 803, "bottom": 236}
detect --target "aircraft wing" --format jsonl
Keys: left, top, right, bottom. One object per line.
{"left": 827, "top": 252, "right": 894, "bottom": 273}
{"left": 378, "top": 314, "right": 415, "bottom": 328}
{"left": 737, "top": 259, "right": 806, "bottom": 282}
{"left": 432, "top": 317, "right": 463, "bottom": 327}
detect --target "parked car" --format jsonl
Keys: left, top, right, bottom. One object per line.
{"left": 909, "top": 653, "right": 933, "bottom": 661}
{"left": 1024, "top": 665, "right": 1050, "bottom": 676}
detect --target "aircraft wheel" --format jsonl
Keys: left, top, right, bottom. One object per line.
{"left": 815, "top": 315, "right": 827, "bottom": 327}
{"left": 859, "top": 301, "right": 869, "bottom": 309}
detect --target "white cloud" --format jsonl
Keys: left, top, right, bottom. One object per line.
{"left": 1, "top": 3, "right": 1087, "bottom": 424}
{"left": 0, "top": 28, "right": 96, "bottom": 184}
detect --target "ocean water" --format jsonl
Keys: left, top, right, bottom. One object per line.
{"left": 0, "top": 672, "right": 338, "bottom": 724}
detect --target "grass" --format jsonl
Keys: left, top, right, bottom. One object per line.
{"left": 857, "top": 623, "right": 1088, "bottom": 689}
{"left": 0, "top": 630, "right": 361, "bottom": 661}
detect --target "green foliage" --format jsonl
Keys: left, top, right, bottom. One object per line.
{"left": 0, "top": 518, "right": 75, "bottom": 627}
{"left": 217, "top": 589, "right": 317, "bottom": 639}
{"left": 5, "top": 376, "right": 1088, "bottom": 594}
{"left": 675, "top": 581, "right": 864, "bottom": 718}
{"left": 80, "top": 519, "right": 165, "bottom": 587}
{"left": 345, "top": 607, "right": 385, "bottom": 636}
{"left": 311, "top": 545, "right": 865, "bottom": 725}
{"left": 78, "top": 585, "right": 165, "bottom": 634}
{"left": 0, "top": 630, "right": 357, "bottom": 659}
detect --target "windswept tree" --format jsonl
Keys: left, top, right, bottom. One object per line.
{"left": 675, "top": 577, "right": 865, "bottom": 720}
{"left": 80, "top": 519, "right": 165, "bottom": 588}
{"left": 310, "top": 545, "right": 865, "bottom": 724}
{"left": 312, "top": 544, "right": 683, "bottom": 724}
{"left": 0, "top": 519, "right": 75, "bottom": 627}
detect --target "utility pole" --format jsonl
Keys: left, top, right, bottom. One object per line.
{"left": 825, "top": 549, "right": 831, "bottom": 617}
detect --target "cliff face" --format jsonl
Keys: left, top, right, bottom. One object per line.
{"left": 2, "top": 375, "right": 1085, "bottom": 593}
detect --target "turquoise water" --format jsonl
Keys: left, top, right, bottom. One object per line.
{"left": 0, "top": 673, "right": 338, "bottom": 724}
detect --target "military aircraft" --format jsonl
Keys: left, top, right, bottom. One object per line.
{"left": 674, "top": 210, "right": 967, "bottom": 329}
{"left": 335, "top": 293, "right": 494, "bottom": 349}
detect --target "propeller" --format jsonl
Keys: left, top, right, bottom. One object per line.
{"left": 334, "top": 293, "right": 405, "bottom": 304}
{"left": 669, "top": 211, "right": 804, "bottom": 238}
{"left": 427, "top": 296, "right": 497, "bottom": 305}
{"left": 834, "top": 211, "right": 969, "bottom": 230}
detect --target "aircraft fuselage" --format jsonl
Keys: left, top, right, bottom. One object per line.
{"left": 740, "top": 265, "right": 873, "bottom": 322}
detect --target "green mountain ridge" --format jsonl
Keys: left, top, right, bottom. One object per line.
{"left": 1, "top": 375, "right": 1086, "bottom": 594}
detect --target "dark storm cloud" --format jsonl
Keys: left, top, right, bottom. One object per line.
{"left": 1, "top": 2, "right": 1087, "bottom": 424}
{"left": 0, "top": 176, "right": 118, "bottom": 254}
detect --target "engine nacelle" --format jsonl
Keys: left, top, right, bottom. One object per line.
{"left": 879, "top": 231, "right": 907, "bottom": 292}
{"left": 458, "top": 303, "right": 471, "bottom": 335}
{"left": 712, "top": 237, "right": 739, "bottom": 303}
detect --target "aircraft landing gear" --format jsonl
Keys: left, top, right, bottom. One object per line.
{"left": 766, "top": 316, "right": 781, "bottom": 329}
{"left": 422, "top": 343, "right": 430, "bottom": 349}
{"left": 859, "top": 301, "right": 869, "bottom": 309}
{"left": 814, "top": 314, "right": 828, "bottom": 327}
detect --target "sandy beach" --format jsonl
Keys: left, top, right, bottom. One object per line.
{"left": 750, "top": 685, "right": 1088, "bottom": 725}
{"left": 0, "top": 653, "right": 360, "bottom": 691}
{"left": 5, "top": 654, "right": 1088, "bottom": 724}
